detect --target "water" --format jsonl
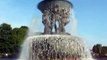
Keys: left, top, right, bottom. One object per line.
{"left": 17, "top": 14, "right": 94, "bottom": 60}
{"left": 17, "top": 13, "right": 94, "bottom": 60}
{"left": 17, "top": 0, "right": 94, "bottom": 59}
{"left": 96, "top": 58, "right": 107, "bottom": 60}
{"left": 69, "top": 9, "right": 78, "bottom": 35}
{"left": 28, "top": 16, "right": 37, "bottom": 36}
{"left": 17, "top": 35, "right": 94, "bottom": 60}
{"left": 0, "top": 58, "right": 17, "bottom": 60}
{"left": 0, "top": 57, "right": 107, "bottom": 60}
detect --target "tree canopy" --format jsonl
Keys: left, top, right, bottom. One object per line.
{"left": 0, "top": 23, "right": 28, "bottom": 54}
{"left": 92, "top": 44, "right": 107, "bottom": 57}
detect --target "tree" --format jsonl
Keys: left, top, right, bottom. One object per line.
{"left": 0, "top": 23, "right": 13, "bottom": 53}
{"left": 0, "top": 23, "right": 28, "bottom": 54}
{"left": 92, "top": 44, "right": 102, "bottom": 54}
{"left": 12, "top": 26, "right": 28, "bottom": 53}
{"left": 12, "top": 26, "right": 28, "bottom": 45}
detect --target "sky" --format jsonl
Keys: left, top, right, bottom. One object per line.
{"left": 0, "top": 0, "right": 107, "bottom": 48}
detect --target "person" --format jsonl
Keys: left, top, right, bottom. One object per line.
{"left": 42, "top": 10, "right": 51, "bottom": 34}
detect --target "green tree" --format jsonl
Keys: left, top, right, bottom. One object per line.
{"left": 101, "top": 46, "right": 107, "bottom": 56}
{"left": 12, "top": 26, "right": 28, "bottom": 53}
{"left": 12, "top": 26, "right": 28, "bottom": 45}
{"left": 0, "top": 23, "right": 13, "bottom": 53}
{"left": 92, "top": 44, "right": 102, "bottom": 56}
{"left": 0, "top": 23, "right": 28, "bottom": 54}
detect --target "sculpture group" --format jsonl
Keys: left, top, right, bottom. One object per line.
{"left": 42, "top": 5, "right": 70, "bottom": 34}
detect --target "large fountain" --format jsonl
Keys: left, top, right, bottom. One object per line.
{"left": 18, "top": 0, "right": 93, "bottom": 60}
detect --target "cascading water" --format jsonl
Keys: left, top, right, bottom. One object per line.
{"left": 18, "top": 0, "right": 94, "bottom": 60}
{"left": 18, "top": 35, "right": 94, "bottom": 60}
{"left": 28, "top": 16, "right": 37, "bottom": 36}
{"left": 70, "top": 10, "right": 78, "bottom": 35}
{"left": 65, "top": 9, "right": 78, "bottom": 35}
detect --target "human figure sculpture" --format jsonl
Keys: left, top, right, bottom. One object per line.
{"left": 50, "top": 12, "right": 57, "bottom": 34}
{"left": 42, "top": 10, "right": 51, "bottom": 34}
{"left": 42, "top": 5, "right": 70, "bottom": 34}
{"left": 50, "top": 5, "right": 60, "bottom": 34}
{"left": 62, "top": 9, "right": 70, "bottom": 26}
{"left": 58, "top": 8, "right": 70, "bottom": 33}
{"left": 38, "top": 0, "right": 72, "bottom": 34}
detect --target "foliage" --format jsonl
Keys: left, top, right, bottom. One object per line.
{"left": 92, "top": 44, "right": 107, "bottom": 56}
{"left": 0, "top": 23, "right": 28, "bottom": 54}
{"left": 101, "top": 46, "right": 107, "bottom": 55}
{"left": 92, "top": 44, "right": 102, "bottom": 54}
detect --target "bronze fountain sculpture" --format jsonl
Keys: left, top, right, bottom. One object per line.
{"left": 18, "top": 0, "right": 93, "bottom": 60}
{"left": 38, "top": 0, "right": 73, "bottom": 34}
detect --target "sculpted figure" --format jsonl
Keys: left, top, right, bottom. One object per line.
{"left": 50, "top": 12, "right": 57, "bottom": 33}
{"left": 42, "top": 10, "right": 51, "bottom": 34}
{"left": 59, "top": 8, "right": 70, "bottom": 33}
{"left": 62, "top": 9, "right": 70, "bottom": 26}
{"left": 42, "top": 6, "right": 70, "bottom": 34}
{"left": 50, "top": 5, "right": 60, "bottom": 33}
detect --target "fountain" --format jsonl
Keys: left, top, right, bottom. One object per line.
{"left": 18, "top": 0, "right": 94, "bottom": 60}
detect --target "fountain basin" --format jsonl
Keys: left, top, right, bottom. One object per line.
{"left": 18, "top": 35, "right": 93, "bottom": 60}
{"left": 38, "top": 0, "right": 73, "bottom": 13}
{"left": 20, "top": 35, "right": 88, "bottom": 60}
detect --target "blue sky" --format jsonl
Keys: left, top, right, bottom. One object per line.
{"left": 0, "top": 0, "right": 107, "bottom": 48}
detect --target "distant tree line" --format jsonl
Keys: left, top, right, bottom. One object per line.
{"left": 0, "top": 23, "right": 28, "bottom": 54}
{"left": 92, "top": 44, "right": 107, "bottom": 57}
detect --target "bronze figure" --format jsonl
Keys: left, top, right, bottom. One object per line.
{"left": 38, "top": 0, "right": 73, "bottom": 34}
{"left": 42, "top": 10, "right": 51, "bottom": 34}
